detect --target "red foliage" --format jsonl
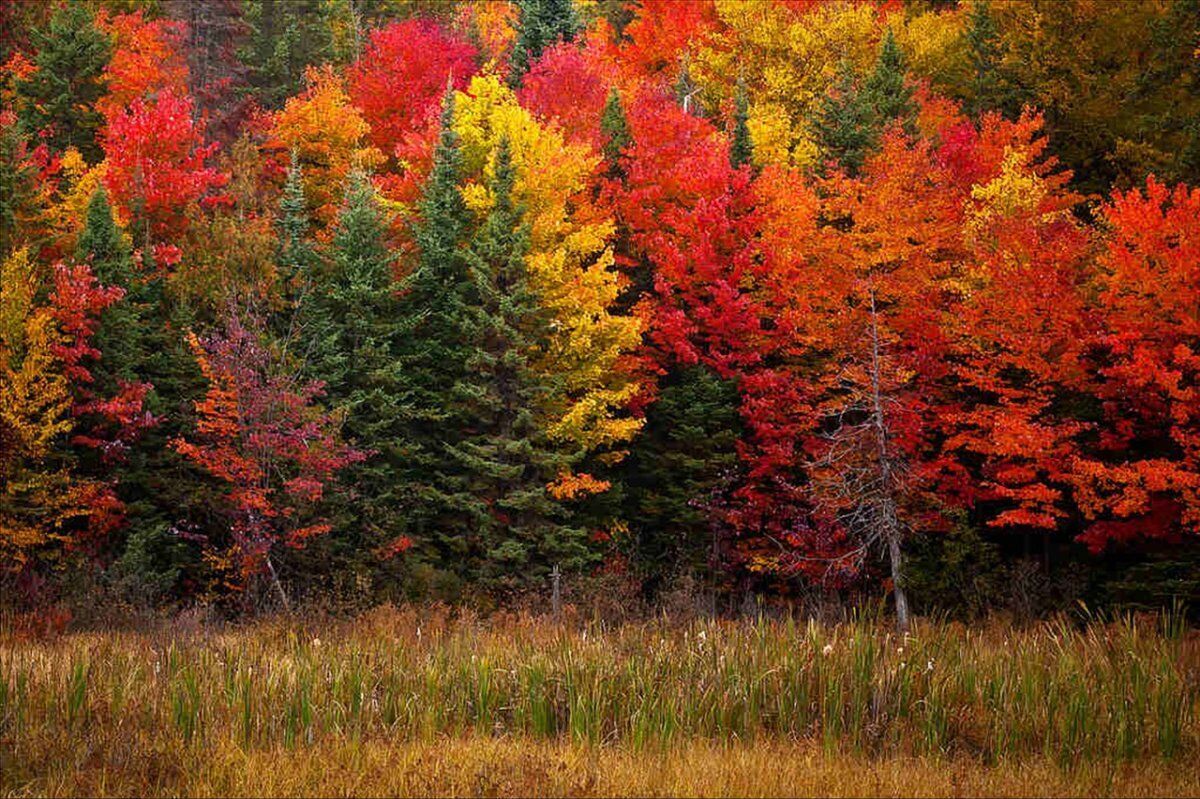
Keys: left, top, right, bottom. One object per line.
{"left": 102, "top": 88, "right": 227, "bottom": 245}
{"left": 1072, "top": 179, "right": 1200, "bottom": 549}
{"left": 518, "top": 41, "right": 611, "bottom": 148}
{"left": 172, "top": 310, "right": 365, "bottom": 577}
{"left": 347, "top": 19, "right": 477, "bottom": 160}
{"left": 96, "top": 9, "right": 189, "bottom": 121}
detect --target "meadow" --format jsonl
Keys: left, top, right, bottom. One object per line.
{"left": 2, "top": 606, "right": 1198, "bottom": 797}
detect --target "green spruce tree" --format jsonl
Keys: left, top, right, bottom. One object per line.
{"left": 617, "top": 366, "right": 743, "bottom": 599}
{"left": 730, "top": 76, "right": 753, "bottom": 169}
{"left": 966, "top": 0, "right": 1003, "bottom": 117}
{"left": 600, "top": 87, "right": 632, "bottom": 182}
{"left": 864, "top": 28, "right": 916, "bottom": 132}
{"left": 300, "top": 170, "right": 408, "bottom": 590}
{"left": 240, "top": 0, "right": 334, "bottom": 109}
{"left": 393, "top": 91, "right": 483, "bottom": 592}
{"left": 74, "top": 188, "right": 197, "bottom": 603}
{"left": 275, "top": 152, "right": 321, "bottom": 335}
{"left": 16, "top": 2, "right": 111, "bottom": 162}
{"left": 510, "top": 0, "right": 579, "bottom": 85}
{"left": 811, "top": 60, "right": 875, "bottom": 176}
{"left": 458, "top": 136, "right": 587, "bottom": 586}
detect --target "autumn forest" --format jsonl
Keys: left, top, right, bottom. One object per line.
{"left": 2, "top": 0, "right": 1200, "bottom": 624}
{"left": 4, "top": 1, "right": 1200, "bottom": 796}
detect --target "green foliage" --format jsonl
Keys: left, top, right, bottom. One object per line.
{"left": 811, "top": 60, "right": 875, "bottom": 176}
{"left": 510, "top": 0, "right": 579, "bottom": 85}
{"left": 618, "top": 366, "right": 742, "bottom": 597}
{"left": 0, "top": 119, "right": 47, "bottom": 259}
{"left": 16, "top": 2, "right": 112, "bottom": 162}
{"left": 600, "top": 87, "right": 631, "bottom": 181}
{"left": 393, "top": 93, "right": 485, "bottom": 586}
{"left": 965, "top": 0, "right": 1004, "bottom": 117}
{"left": 240, "top": 0, "right": 334, "bottom": 110}
{"left": 729, "top": 77, "right": 752, "bottom": 169}
{"left": 458, "top": 136, "right": 587, "bottom": 585}
{"left": 904, "top": 521, "right": 1006, "bottom": 620}
{"left": 864, "top": 28, "right": 915, "bottom": 132}
{"left": 300, "top": 170, "right": 406, "bottom": 586}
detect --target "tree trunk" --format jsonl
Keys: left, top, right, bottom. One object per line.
{"left": 265, "top": 554, "right": 291, "bottom": 614}
{"left": 867, "top": 287, "right": 909, "bottom": 633}
{"left": 888, "top": 531, "right": 910, "bottom": 633}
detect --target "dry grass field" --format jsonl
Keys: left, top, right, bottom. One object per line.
{"left": 2, "top": 606, "right": 1197, "bottom": 797}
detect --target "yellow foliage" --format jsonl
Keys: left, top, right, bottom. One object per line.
{"left": 887, "top": 7, "right": 968, "bottom": 91}
{"left": 0, "top": 249, "right": 78, "bottom": 569}
{"left": 452, "top": 74, "right": 643, "bottom": 452}
{"left": 268, "top": 66, "right": 384, "bottom": 232}
{"left": 50, "top": 152, "right": 111, "bottom": 255}
{"left": 693, "top": 0, "right": 878, "bottom": 167}
{"left": 965, "top": 146, "right": 1050, "bottom": 245}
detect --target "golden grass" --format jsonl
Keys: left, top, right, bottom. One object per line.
{"left": 7, "top": 736, "right": 1200, "bottom": 798}
{"left": 2, "top": 606, "right": 1197, "bottom": 797}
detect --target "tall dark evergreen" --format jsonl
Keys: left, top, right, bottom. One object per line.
{"left": 297, "top": 170, "right": 408, "bottom": 591}
{"left": 966, "top": 0, "right": 1003, "bottom": 117}
{"left": 510, "top": 0, "right": 579, "bottom": 85}
{"left": 459, "top": 137, "right": 586, "bottom": 585}
{"left": 865, "top": 29, "right": 916, "bottom": 132}
{"left": 16, "top": 2, "right": 111, "bottom": 162}
{"left": 730, "top": 76, "right": 753, "bottom": 169}
{"left": 276, "top": 153, "right": 320, "bottom": 317}
{"left": 600, "top": 87, "right": 632, "bottom": 182}
{"left": 240, "top": 0, "right": 333, "bottom": 109}
{"left": 811, "top": 60, "right": 875, "bottom": 176}
{"left": 74, "top": 188, "right": 197, "bottom": 602}
{"left": 0, "top": 119, "right": 46, "bottom": 258}
{"left": 618, "top": 366, "right": 743, "bottom": 599}
{"left": 394, "top": 92, "right": 483, "bottom": 590}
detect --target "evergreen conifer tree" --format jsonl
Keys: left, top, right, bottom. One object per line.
{"left": 966, "top": 0, "right": 1003, "bottom": 117}
{"left": 811, "top": 60, "right": 875, "bottom": 176}
{"left": 618, "top": 368, "right": 743, "bottom": 599}
{"left": 730, "top": 76, "right": 753, "bottom": 169}
{"left": 458, "top": 136, "right": 586, "bottom": 585}
{"left": 16, "top": 2, "right": 111, "bottom": 162}
{"left": 864, "top": 29, "right": 916, "bottom": 132}
{"left": 393, "top": 91, "right": 483, "bottom": 587}
{"left": 240, "top": 0, "right": 333, "bottom": 109}
{"left": 74, "top": 187, "right": 196, "bottom": 602}
{"left": 510, "top": 0, "right": 579, "bottom": 85}
{"left": 600, "top": 87, "right": 632, "bottom": 182}
{"left": 303, "top": 170, "right": 408, "bottom": 573}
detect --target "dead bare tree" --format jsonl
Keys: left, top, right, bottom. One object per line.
{"left": 808, "top": 286, "right": 913, "bottom": 632}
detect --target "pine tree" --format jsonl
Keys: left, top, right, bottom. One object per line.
{"left": 865, "top": 29, "right": 916, "bottom": 131}
{"left": 811, "top": 60, "right": 875, "bottom": 176}
{"left": 459, "top": 136, "right": 586, "bottom": 585}
{"left": 966, "top": 0, "right": 1003, "bottom": 117}
{"left": 16, "top": 2, "right": 111, "bottom": 162}
{"left": 296, "top": 170, "right": 408, "bottom": 592}
{"left": 74, "top": 187, "right": 197, "bottom": 603}
{"left": 730, "top": 76, "right": 753, "bottom": 169}
{"left": 240, "top": 0, "right": 333, "bottom": 110}
{"left": 617, "top": 366, "right": 743, "bottom": 599}
{"left": 510, "top": 0, "right": 579, "bottom": 85}
{"left": 600, "top": 87, "right": 631, "bottom": 182}
{"left": 393, "top": 91, "right": 482, "bottom": 586}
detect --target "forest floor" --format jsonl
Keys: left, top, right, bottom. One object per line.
{"left": 2, "top": 606, "right": 1197, "bottom": 797}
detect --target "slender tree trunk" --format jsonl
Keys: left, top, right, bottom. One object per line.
{"left": 867, "top": 288, "right": 909, "bottom": 633}
{"left": 265, "top": 554, "right": 291, "bottom": 613}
